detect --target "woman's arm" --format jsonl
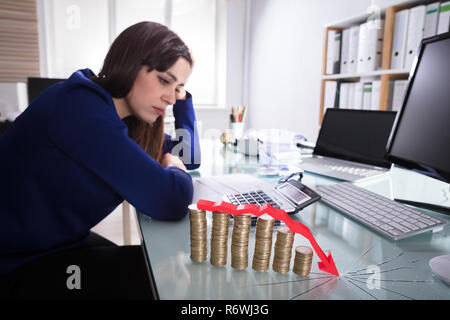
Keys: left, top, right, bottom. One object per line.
{"left": 163, "top": 91, "right": 201, "bottom": 170}
{"left": 48, "top": 87, "right": 192, "bottom": 221}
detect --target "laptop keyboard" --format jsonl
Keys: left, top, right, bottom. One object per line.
{"left": 316, "top": 182, "right": 447, "bottom": 240}
{"left": 323, "top": 164, "right": 382, "bottom": 177}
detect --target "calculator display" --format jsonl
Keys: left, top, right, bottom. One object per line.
{"left": 277, "top": 183, "right": 308, "bottom": 204}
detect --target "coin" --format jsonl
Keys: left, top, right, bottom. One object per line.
{"left": 189, "top": 204, "right": 207, "bottom": 263}
{"left": 231, "top": 214, "right": 252, "bottom": 270}
{"left": 252, "top": 214, "right": 275, "bottom": 272}
{"left": 210, "top": 211, "right": 230, "bottom": 267}
{"left": 292, "top": 246, "right": 313, "bottom": 276}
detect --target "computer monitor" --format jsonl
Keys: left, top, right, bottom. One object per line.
{"left": 27, "top": 77, "right": 66, "bottom": 104}
{"left": 385, "top": 32, "right": 450, "bottom": 214}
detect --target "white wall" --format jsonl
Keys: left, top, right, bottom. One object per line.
{"left": 244, "top": 0, "right": 409, "bottom": 142}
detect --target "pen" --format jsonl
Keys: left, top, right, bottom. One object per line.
{"left": 241, "top": 105, "right": 247, "bottom": 123}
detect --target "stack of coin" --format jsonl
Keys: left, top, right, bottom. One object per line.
{"left": 272, "top": 227, "right": 295, "bottom": 273}
{"left": 252, "top": 214, "right": 275, "bottom": 272}
{"left": 210, "top": 211, "right": 230, "bottom": 267}
{"left": 293, "top": 246, "right": 314, "bottom": 276}
{"left": 231, "top": 214, "right": 252, "bottom": 270}
{"left": 189, "top": 204, "right": 207, "bottom": 262}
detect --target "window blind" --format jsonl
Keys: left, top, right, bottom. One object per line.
{"left": 0, "top": 0, "right": 39, "bottom": 82}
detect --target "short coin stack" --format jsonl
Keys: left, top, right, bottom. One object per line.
{"left": 293, "top": 246, "right": 313, "bottom": 276}
{"left": 272, "top": 227, "right": 295, "bottom": 273}
{"left": 210, "top": 211, "right": 230, "bottom": 267}
{"left": 252, "top": 214, "right": 275, "bottom": 272}
{"left": 231, "top": 214, "right": 252, "bottom": 270}
{"left": 189, "top": 204, "right": 207, "bottom": 262}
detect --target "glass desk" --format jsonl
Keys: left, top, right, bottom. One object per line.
{"left": 137, "top": 139, "right": 450, "bottom": 300}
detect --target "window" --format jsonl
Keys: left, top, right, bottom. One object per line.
{"left": 39, "top": 0, "right": 226, "bottom": 108}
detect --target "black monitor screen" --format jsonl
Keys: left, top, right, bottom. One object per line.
{"left": 314, "top": 109, "right": 396, "bottom": 168}
{"left": 27, "top": 77, "right": 66, "bottom": 104}
{"left": 386, "top": 34, "right": 450, "bottom": 183}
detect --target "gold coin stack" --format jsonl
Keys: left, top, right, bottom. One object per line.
{"left": 252, "top": 214, "right": 275, "bottom": 272}
{"left": 293, "top": 246, "right": 314, "bottom": 276}
{"left": 231, "top": 214, "right": 252, "bottom": 270}
{"left": 210, "top": 211, "right": 230, "bottom": 267}
{"left": 189, "top": 204, "right": 207, "bottom": 262}
{"left": 272, "top": 227, "right": 295, "bottom": 273}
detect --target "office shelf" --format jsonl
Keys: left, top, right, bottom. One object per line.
{"left": 318, "top": 0, "right": 436, "bottom": 124}
{"left": 322, "top": 69, "right": 410, "bottom": 80}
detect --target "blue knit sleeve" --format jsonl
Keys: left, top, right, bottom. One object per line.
{"left": 162, "top": 92, "right": 201, "bottom": 170}
{"left": 47, "top": 86, "right": 192, "bottom": 221}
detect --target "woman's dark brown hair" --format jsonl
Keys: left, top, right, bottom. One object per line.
{"left": 92, "top": 21, "right": 192, "bottom": 163}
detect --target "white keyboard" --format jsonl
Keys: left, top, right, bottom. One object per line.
{"left": 316, "top": 182, "right": 447, "bottom": 240}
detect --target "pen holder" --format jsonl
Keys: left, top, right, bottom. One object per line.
{"left": 229, "top": 122, "right": 244, "bottom": 141}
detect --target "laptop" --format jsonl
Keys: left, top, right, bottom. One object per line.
{"left": 299, "top": 109, "right": 396, "bottom": 181}
{"left": 193, "top": 174, "right": 321, "bottom": 225}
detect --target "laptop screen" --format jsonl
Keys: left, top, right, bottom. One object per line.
{"left": 314, "top": 109, "right": 396, "bottom": 168}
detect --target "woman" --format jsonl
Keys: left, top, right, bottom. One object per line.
{"left": 0, "top": 21, "right": 200, "bottom": 299}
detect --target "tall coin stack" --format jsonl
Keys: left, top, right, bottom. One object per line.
{"left": 189, "top": 204, "right": 207, "bottom": 262}
{"left": 231, "top": 214, "right": 252, "bottom": 270}
{"left": 252, "top": 214, "right": 275, "bottom": 272}
{"left": 293, "top": 246, "right": 313, "bottom": 276}
{"left": 272, "top": 227, "right": 295, "bottom": 273}
{"left": 210, "top": 211, "right": 230, "bottom": 267}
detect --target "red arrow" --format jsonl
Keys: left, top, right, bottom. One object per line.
{"left": 196, "top": 199, "right": 339, "bottom": 276}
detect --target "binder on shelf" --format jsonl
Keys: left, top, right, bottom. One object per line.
{"left": 353, "top": 82, "right": 364, "bottom": 109}
{"left": 326, "top": 30, "right": 342, "bottom": 74}
{"left": 324, "top": 81, "right": 338, "bottom": 110}
{"left": 386, "top": 80, "right": 395, "bottom": 110}
{"left": 362, "top": 82, "right": 372, "bottom": 110}
{"left": 437, "top": 1, "right": 450, "bottom": 35}
{"left": 404, "top": 5, "right": 426, "bottom": 71}
{"left": 390, "top": 9, "right": 409, "bottom": 69}
{"left": 392, "top": 80, "right": 408, "bottom": 111}
{"left": 366, "top": 19, "right": 384, "bottom": 72}
{"left": 340, "top": 28, "right": 350, "bottom": 74}
{"left": 357, "top": 23, "right": 368, "bottom": 73}
{"left": 348, "top": 83, "right": 356, "bottom": 109}
{"left": 348, "top": 25, "right": 359, "bottom": 74}
{"left": 339, "top": 82, "right": 350, "bottom": 108}
{"left": 423, "top": 2, "right": 440, "bottom": 38}
{"left": 371, "top": 80, "right": 381, "bottom": 110}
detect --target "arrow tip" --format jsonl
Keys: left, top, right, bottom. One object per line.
{"left": 318, "top": 251, "right": 339, "bottom": 276}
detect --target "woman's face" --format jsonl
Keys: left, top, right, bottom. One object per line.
{"left": 123, "top": 57, "right": 192, "bottom": 124}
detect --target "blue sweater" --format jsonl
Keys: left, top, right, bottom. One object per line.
{"left": 0, "top": 69, "right": 200, "bottom": 274}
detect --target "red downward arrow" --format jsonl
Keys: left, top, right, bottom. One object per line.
{"left": 196, "top": 199, "right": 339, "bottom": 277}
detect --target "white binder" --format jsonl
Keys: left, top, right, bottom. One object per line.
{"left": 404, "top": 5, "right": 426, "bottom": 71}
{"left": 348, "top": 83, "right": 356, "bottom": 109}
{"left": 362, "top": 83, "right": 372, "bottom": 110}
{"left": 390, "top": 9, "right": 409, "bottom": 70}
{"left": 371, "top": 80, "right": 381, "bottom": 110}
{"left": 423, "top": 2, "right": 440, "bottom": 38}
{"left": 339, "top": 83, "right": 350, "bottom": 108}
{"left": 353, "top": 82, "right": 364, "bottom": 109}
{"left": 326, "top": 30, "right": 341, "bottom": 74}
{"left": 324, "top": 81, "right": 337, "bottom": 110}
{"left": 366, "top": 20, "right": 384, "bottom": 72}
{"left": 357, "top": 23, "right": 368, "bottom": 73}
{"left": 392, "top": 80, "right": 408, "bottom": 111}
{"left": 437, "top": 1, "right": 450, "bottom": 35}
{"left": 348, "top": 26, "right": 360, "bottom": 74}
{"left": 340, "top": 29, "right": 350, "bottom": 74}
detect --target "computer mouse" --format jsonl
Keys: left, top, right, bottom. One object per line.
{"left": 429, "top": 254, "right": 450, "bottom": 285}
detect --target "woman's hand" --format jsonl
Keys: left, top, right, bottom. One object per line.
{"left": 162, "top": 153, "right": 187, "bottom": 171}
{"left": 175, "top": 48, "right": 195, "bottom": 101}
